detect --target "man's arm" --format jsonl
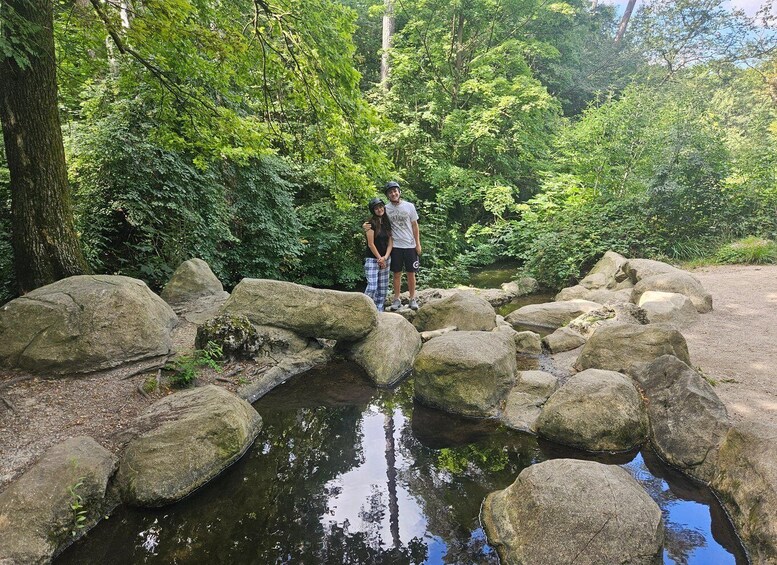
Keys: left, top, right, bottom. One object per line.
{"left": 412, "top": 220, "right": 421, "bottom": 255}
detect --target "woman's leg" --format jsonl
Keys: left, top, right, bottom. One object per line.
{"left": 364, "top": 258, "right": 380, "bottom": 309}
{"left": 376, "top": 258, "right": 390, "bottom": 311}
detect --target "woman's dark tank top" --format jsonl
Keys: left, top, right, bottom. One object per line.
{"left": 365, "top": 227, "right": 390, "bottom": 258}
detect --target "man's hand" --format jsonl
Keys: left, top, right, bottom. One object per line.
{"left": 416, "top": 244, "right": 422, "bottom": 255}
{"left": 362, "top": 222, "right": 372, "bottom": 232}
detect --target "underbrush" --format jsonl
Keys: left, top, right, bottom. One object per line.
{"left": 714, "top": 236, "right": 777, "bottom": 265}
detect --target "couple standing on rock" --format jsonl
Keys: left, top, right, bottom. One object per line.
{"left": 363, "top": 180, "right": 422, "bottom": 312}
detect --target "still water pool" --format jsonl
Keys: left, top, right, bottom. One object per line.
{"left": 58, "top": 360, "right": 746, "bottom": 564}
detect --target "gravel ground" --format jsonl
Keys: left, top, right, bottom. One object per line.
{"left": 683, "top": 264, "right": 777, "bottom": 428}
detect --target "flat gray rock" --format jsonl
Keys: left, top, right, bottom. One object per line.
{"left": 632, "top": 272, "right": 713, "bottom": 313}
{"left": 413, "top": 291, "right": 496, "bottom": 332}
{"left": 638, "top": 290, "right": 700, "bottom": 327}
{"left": 505, "top": 299, "right": 601, "bottom": 330}
{"left": 221, "top": 278, "right": 377, "bottom": 341}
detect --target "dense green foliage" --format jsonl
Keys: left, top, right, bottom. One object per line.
{"left": 715, "top": 236, "right": 777, "bottom": 264}
{"left": 1, "top": 0, "right": 776, "bottom": 297}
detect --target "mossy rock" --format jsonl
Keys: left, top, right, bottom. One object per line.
{"left": 196, "top": 314, "right": 261, "bottom": 360}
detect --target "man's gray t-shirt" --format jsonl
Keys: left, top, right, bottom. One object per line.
{"left": 385, "top": 200, "right": 418, "bottom": 249}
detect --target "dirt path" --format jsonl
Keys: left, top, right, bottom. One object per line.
{"left": 684, "top": 264, "right": 777, "bottom": 428}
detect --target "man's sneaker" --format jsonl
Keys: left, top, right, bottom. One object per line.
{"left": 390, "top": 298, "right": 402, "bottom": 311}
{"left": 409, "top": 298, "right": 419, "bottom": 311}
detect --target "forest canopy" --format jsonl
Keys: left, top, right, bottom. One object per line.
{"left": 1, "top": 0, "right": 776, "bottom": 300}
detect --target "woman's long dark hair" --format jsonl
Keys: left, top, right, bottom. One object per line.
{"left": 368, "top": 209, "right": 392, "bottom": 236}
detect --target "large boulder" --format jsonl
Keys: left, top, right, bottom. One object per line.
{"left": 505, "top": 299, "right": 601, "bottom": 330}
{"left": 413, "top": 291, "right": 496, "bottom": 332}
{"left": 536, "top": 369, "right": 648, "bottom": 451}
{"left": 160, "top": 258, "right": 227, "bottom": 306}
{"left": 501, "top": 370, "right": 559, "bottom": 433}
{"left": 631, "top": 272, "right": 713, "bottom": 313}
{"left": 413, "top": 331, "right": 516, "bottom": 418}
{"left": 0, "top": 275, "right": 177, "bottom": 374}
{"left": 638, "top": 291, "right": 700, "bottom": 327}
{"left": 578, "top": 251, "right": 631, "bottom": 290}
{"left": 567, "top": 303, "right": 648, "bottom": 338}
{"left": 712, "top": 423, "right": 777, "bottom": 564}
{"left": 346, "top": 312, "right": 422, "bottom": 387}
{"left": 623, "top": 258, "right": 682, "bottom": 283}
{"left": 555, "top": 285, "right": 632, "bottom": 304}
{"left": 482, "top": 458, "right": 664, "bottom": 565}
{"left": 0, "top": 437, "right": 116, "bottom": 564}
{"left": 636, "top": 355, "right": 730, "bottom": 483}
{"left": 116, "top": 385, "right": 262, "bottom": 507}
{"left": 221, "top": 278, "right": 377, "bottom": 341}
{"left": 575, "top": 321, "right": 691, "bottom": 376}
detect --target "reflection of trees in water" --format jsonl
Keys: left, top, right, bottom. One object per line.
{"left": 59, "top": 365, "right": 744, "bottom": 565}
{"left": 397, "top": 404, "right": 543, "bottom": 563}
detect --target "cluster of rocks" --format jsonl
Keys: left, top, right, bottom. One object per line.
{"left": 1, "top": 254, "right": 775, "bottom": 563}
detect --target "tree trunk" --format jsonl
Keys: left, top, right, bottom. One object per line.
{"left": 614, "top": 0, "right": 638, "bottom": 46}
{"left": 380, "top": 0, "right": 394, "bottom": 87}
{"left": 0, "top": 0, "right": 89, "bottom": 293}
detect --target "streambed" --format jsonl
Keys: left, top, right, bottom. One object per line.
{"left": 58, "top": 359, "right": 746, "bottom": 564}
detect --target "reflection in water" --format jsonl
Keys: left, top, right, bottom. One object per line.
{"left": 58, "top": 362, "right": 745, "bottom": 564}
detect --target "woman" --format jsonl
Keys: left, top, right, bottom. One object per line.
{"left": 364, "top": 197, "right": 393, "bottom": 311}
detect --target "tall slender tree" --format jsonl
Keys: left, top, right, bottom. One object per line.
{"left": 0, "top": 0, "right": 88, "bottom": 293}
{"left": 381, "top": 0, "right": 395, "bottom": 87}
{"left": 614, "top": 0, "right": 638, "bottom": 45}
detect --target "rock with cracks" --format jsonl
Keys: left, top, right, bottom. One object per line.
{"left": 0, "top": 275, "right": 177, "bottom": 374}
{"left": 482, "top": 458, "right": 664, "bottom": 565}
{"left": 0, "top": 437, "right": 116, "bottom": 564}
{"left": 636, "top": 355, "right": 730, "bottom": 483}
{"left": 536, "top": 368, "right": 648, "bottom": 452}
{"left": 117, "top": 385, "right": 262, "bottom": 507}
{"left": 221, "top": 278, "right": 377, "bottom": 341}
{"left": 346, "top": 312, "right": 422, "bottom": 387}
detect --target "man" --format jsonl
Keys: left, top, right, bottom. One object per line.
{"left": 382, "top": 180, "right": 421, "bottom": 310}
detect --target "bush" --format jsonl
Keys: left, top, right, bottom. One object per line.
{"left": 165, "top": 341, "right": 223, "bottom": 388}
{"left": 715, "top": 237, "right": 777, "bottom": 265}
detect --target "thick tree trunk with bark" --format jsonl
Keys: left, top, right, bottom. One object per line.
{"left": 0, "top": 0, "right": 88, "bottom": 293}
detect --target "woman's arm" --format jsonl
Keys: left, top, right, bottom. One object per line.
{"left": 383, "top": 236, "right": 393, "bottom": 263}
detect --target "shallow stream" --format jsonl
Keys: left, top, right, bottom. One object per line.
{"left": 58, "top": 359, "right": 747, "bottom": 564}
